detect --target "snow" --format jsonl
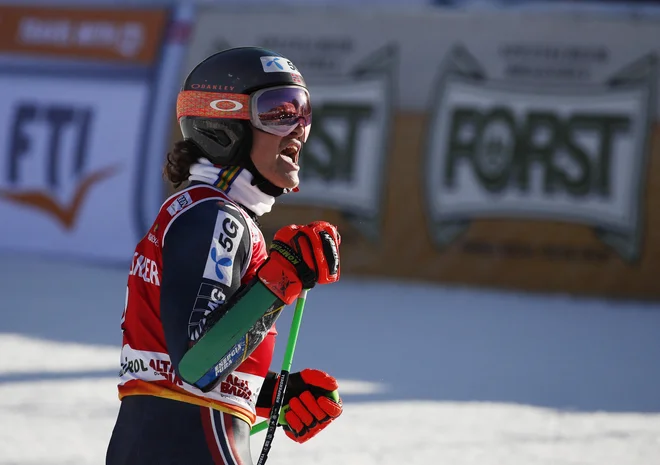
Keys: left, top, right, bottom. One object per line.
{"left": 0, "top": 253, "right": 659, "bottom": 464}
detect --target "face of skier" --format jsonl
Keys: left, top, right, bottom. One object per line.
{"left": 249, "top": 124, "right": 306, "bottom": 190}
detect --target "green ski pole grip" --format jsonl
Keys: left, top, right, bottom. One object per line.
{"left": 251, "top": 289, "right": 308, "bottom": 436}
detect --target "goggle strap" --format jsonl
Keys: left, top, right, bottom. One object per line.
{"left": 176, "top": 91, "right": 250, "bottom": 121}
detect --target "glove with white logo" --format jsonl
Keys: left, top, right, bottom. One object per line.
{"left": 257, "top": 221, "right": 341, "bottom": 305}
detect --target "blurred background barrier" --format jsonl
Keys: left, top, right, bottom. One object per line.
{"left": 1, "top": 2, "right": 660, "bottom": 464}
{"left": 0, "top": 2, "right": 192, "bottom": 261}
{"left": 182, "top": 6, "right": 660, "bottom": 299}
{"left": 2, "top": 1, "right": 660, "bottom": 300}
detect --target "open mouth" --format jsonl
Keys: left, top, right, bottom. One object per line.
{"left": 280, "top": 142, "right": 301, "bottom": 165}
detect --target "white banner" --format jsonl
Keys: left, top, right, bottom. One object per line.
{"left": 0, "top": 5, "right": 193, "bottom": 263}
{"left": 0, "top": 76, "right": 148, "bottom": 260}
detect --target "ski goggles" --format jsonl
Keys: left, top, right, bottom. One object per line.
{"left": 177, "top": 85, "right": 312, "bottom": 142}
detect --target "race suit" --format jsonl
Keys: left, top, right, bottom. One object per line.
{"left": 107, "top": 181, "right": 275, "bottom": 464}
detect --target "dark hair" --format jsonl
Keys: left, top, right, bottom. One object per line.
{"left": 163, "top": 139, "right": 203, "bottom": 187}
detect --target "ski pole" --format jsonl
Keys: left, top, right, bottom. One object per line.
{"left": 253, "top": 289, "right": 308, "bottom": 464}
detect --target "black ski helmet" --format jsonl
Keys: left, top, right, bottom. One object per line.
{"left": 178, "top": 46, "right": 308, "bottom": 166}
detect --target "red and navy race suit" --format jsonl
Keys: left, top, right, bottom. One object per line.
{"left": 116, "top": 182, "right": 273, "bottom": 425}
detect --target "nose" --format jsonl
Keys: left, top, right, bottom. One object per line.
{"left": 289, "top": 121, "right": 306, "bottom": 139}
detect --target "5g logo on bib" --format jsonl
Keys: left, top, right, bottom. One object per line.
{"left": 203, "top": 210, "right": 244, "bottom": 286}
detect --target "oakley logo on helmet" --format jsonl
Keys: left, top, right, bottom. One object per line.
{"left": 260, "top": 56, "right": 301, "bottom": 75}
{"left": 209, "top": 99, "right": 244, "bottom": 112}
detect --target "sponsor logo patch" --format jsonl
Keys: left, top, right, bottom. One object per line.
{"left": 167, "top": 192, "right": 192, "bottom": 216}
{"left": 202, "top": 210, "right": 244, "bottom": 286}
{"left": 260, "top": 55, "right": 302, "bottom": 75}
{"left": 188, "top": 282, "right": 228, "bottom": 341}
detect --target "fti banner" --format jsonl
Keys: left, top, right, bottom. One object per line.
{"left": 0, "top": 5, "right": 191, "bottom": 262}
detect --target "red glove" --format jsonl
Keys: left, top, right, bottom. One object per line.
{"left": 256, "top": 369, "right": 343, "bottom": 444}
{"left": 257, "top": 221, "right": 341, "bottom": 305}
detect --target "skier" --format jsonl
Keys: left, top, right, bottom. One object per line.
{"left": 106, "top": 47, "right": 343, "bottom": 464}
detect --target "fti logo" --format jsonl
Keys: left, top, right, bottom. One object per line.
{"left": 0, "top": 102, "right": 120, "bottom": 229}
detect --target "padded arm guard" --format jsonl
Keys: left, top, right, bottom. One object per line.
{"left": 178, "top": 279, "right": 284, "bottom": 391}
